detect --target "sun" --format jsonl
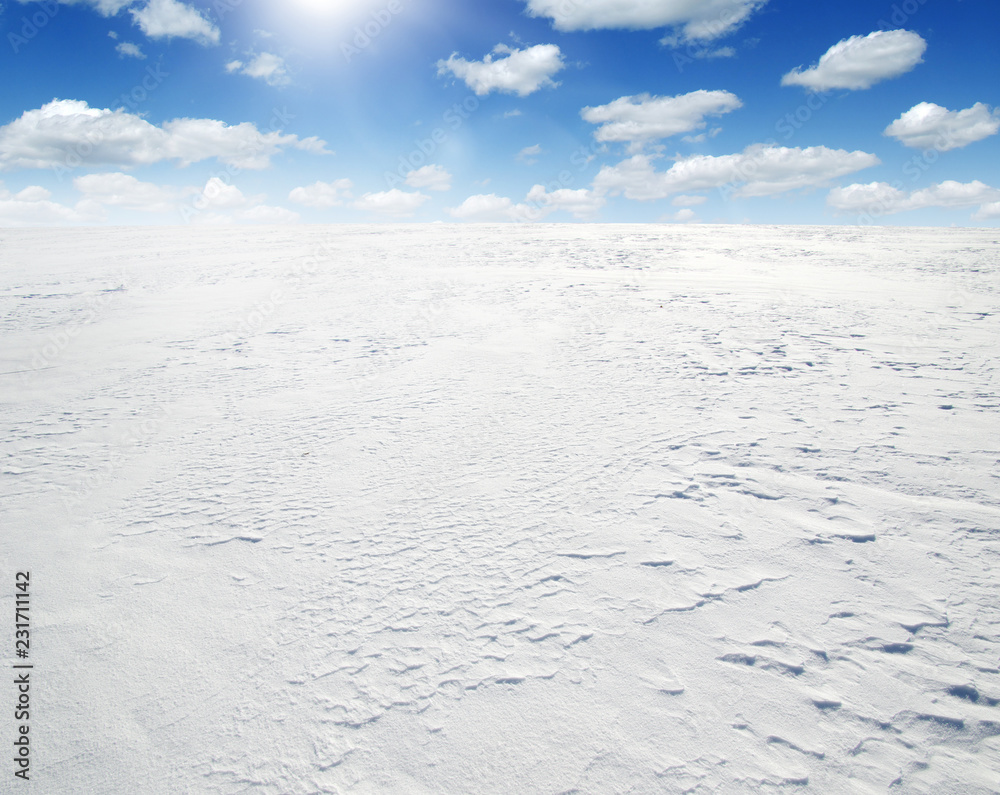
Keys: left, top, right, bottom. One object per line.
{"left": 259, "top": 0, "right": 411, "bottom": 57}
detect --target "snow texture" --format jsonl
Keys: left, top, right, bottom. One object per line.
{"left": 1, "top": 224, "right": 999, "bottom": 793}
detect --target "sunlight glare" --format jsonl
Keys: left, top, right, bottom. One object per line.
{"left": 285, "top": 0, "right": 388, "bottom": 24}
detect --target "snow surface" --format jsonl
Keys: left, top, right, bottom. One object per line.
{"left": 2, "top": 224, "right": 999, "bottom": 793}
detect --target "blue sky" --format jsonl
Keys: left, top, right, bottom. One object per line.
{"left": 1, "top": 0, "right": 998, "bottom": 225}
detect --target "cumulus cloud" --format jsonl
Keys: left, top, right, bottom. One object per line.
{"left": 437, "top": 44, "right": 564, "bottom": 97}
{"left": 115, "top": 41, "right": 146, "bottom": 59}
{"left": 288, "top": 179, "right": 354, "bottom": 208}
{"left": 448, "top": 186, "right": 603, "bottom": 221}
{"left": 162, "top": 117, "right": 327, "bottom": 167}
{"left": 195, "top": 177, "right": 262, "bottom": 210}
{"left": 3, "top": 172, "right": 299, "bottom": 224}
{"left": 525, "top": 184, "right": 605, "bottom": 218}
{"left": 593, "top": 145, "right": 879, "bottom": 200}
{"left": 0, "top": 197, "right": 83, "bottom": 226}
{"left": 130, "top": 0, "right": 220, "bottom": 45}
{"left": 447, "top": 193, "right": 523, "bottom": 221}
{"left": 974, "top": 202, "right": 1000, "bottom": 221}
{"left": 0, "top": 99, "right": 330, "bottom": 171}
{"left": 354, "top": 189, "right": 430, "bottom": 216}
{"left": 826, "top": 181, "right": 903, "bottom": 216}
{"left": 0, "top": 181, "right": 88, "bottom": 225}
{"left": 782, "top": 30, "right": 926, "bottom": 91}
{"left": 671, "top": 208, "right": 698, "bottom": 222}
{"left": 11, "top": 186, "right": 53, "bottom": 202}
{"left": 183, "top": 177, "right": 299, "bottom": 224}
{"left": 405, "top": 165, "right": 451, "bottom": 191}
{"left": 884, "top": 102, "right": 1000, "bottom": 151}
{"left": 827, "top": 180, "right": 1000, "bottom": 217}
{"left": 524, "top": 0, "right": 767, "bottom": 42}
{"left": 227, "top": 53, "right": 291, "bottom": 86}
{"left": 582, "top": 90, "right": 742, "bottom": 144}
{"left": 15, "top": 0, "right": 218, "bottom": 46}
{"left": 74, "top": 171, "right": 191, "bottom": 212}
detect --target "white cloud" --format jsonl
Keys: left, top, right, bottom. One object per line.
{"left": 827, "top": 180, "right": 1000, "bottom": 217}
{"left": 504, "top": 109, "right": 523, "bottom": 118}
{"left": 72, "top": 174, "right": 299, "bottom": 223}
{"left": 0, "top": 198, "right": 83, "bottom": 226}
{"left": 186, "top": 178, "right": 299, "bottom": 224}
{"left": 826, "top": 181, "right": 903, "bottom": 215}
{"left": 782, "top": 30, "right": 926, "bottom": 91}
{"left": 354, "top": 189, "right": 430, "bottom": 216}
{"left": 905, "top": 181, "right": 1000, "bottom": 209}
{"left": 14, "top": 186, "right": 51, "bottom": 201}
{"left": 130, "top": 0, "right": 220, "bottom": 45}
{"left": 690, "top": 45, "right": 736, "bottom": 59}
{"left": 516, "top": 144, "right": 542, "bottom": 164}
{"left": 974, "top": 202, "right": 1000, "bottom": 221}
{"left": 524, "top": 0, "right": 767, "bottom": 42}
{"left": 116, "top": 41, "right": 146, "bottom": 59}
{"left": 582, "top": 90, "right": 742, "bottom": 144}
{"left": 0, "top": 99, "right": 330, "bottom": 171}
{"left": 593, "top": 144, "right": 879, "bottom": 200}
{"left": 449, "top": 186, "right": 604, "bottom": 221}
{"left": 447, "top": 193, "right": 523, "bottom": 221}
{"left": 681, "top": 127, "right": 723, "bottom": 144}
{"left": 21, "top": 0, "right": 133, "bottom": 15}
{"left": 437, "top": 44, "right": 564, "bottom": 97}
{"left": 2, "top": 172, "right": 300, "bottom": 225}
{"left": 74, "top": 172, "right": 190, "bottom": 212}
{"left": 288, "top": 179, "right": 354, "bottom": 208}
{"left": 162, "top": 117, "right": 328, "bottom": 168}
{"left": 197, "top": 177, "right": 262, "bottom": 210}
{"left": 0, "top": 181, "right": 86, "bottom": 226}
{"left": 525, "top": 184, "right": 605, "bottom": 218}
{"left": 405, "top": 165, "right": 451, "bottom": 191}
{"left": 884, "top": 102, "right": 1000, "bottom": 151}
{"left": 92, "top": 0, "right": 130, "bottom": 11}
{"left": 228, "top": 53, "right": 290, "bottom": 87}
{"left": 671, "top": 208, "right": 697, "bottom": 222}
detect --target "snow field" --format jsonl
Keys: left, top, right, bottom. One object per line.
{"left": 1, "top": 224, "right": 998, "bottom": 793}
